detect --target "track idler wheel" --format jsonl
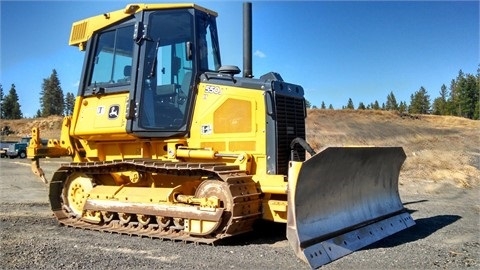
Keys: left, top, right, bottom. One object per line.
{"left": 193, "top": 180, "right": 233, "bottom": 236}
{"left": 62, "top": 173, "right": 94, "bottom": 218}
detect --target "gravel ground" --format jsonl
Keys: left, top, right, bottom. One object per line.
{"left": 0, "top": 158, "right": 478, "bottom": 269}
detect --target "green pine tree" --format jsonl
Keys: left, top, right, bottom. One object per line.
{"left": 321, "top": 101, "right": 326, "bottom": 109}
{"left": 409, "top": 86, "right": 430, "bottom": 114}
{"left": 475, "top": 66, "right": 480, "bottom": 119}
{"left": 0, "top": 84, "right": 4, "bottom": 118}
{"left": 398, "top": 101, "right": 407, "bottom": 113}
{"left": 64, "top": 92, "right": 76, "bottom": 115}
{"left": 432, "top": 84, "right": 448, "bottom": 115}
{"left": 458, "top": 74, "right": 478, "bottom": 119}
{"left": 385, "top": 91, "right": 398, "bottom": 111}
{"left": 2, "top": 84, "right": 23, "bottom": 119}
{"left": 346, "top": 98, "right": 354, "bottom": 109}
{"left": 447, "top": 78, "right": 459, "bottom": 116}
{"left": 445, "top": 69, "right": 479, "bottom": 119}
{"left": 305, "top": 99, "right": 312, "bottom": 109}
{"left": 357, "top": 102, "right": 366, "bottom": 110}
{"left": 40, "top": 69, "right": 64, "bottom": 116}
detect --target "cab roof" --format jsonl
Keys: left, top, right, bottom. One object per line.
{"left": 70, "top": 3, "right": 217, "bottom": 50}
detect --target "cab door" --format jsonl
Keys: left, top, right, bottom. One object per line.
{"left": 73, "top": 20, "right": 139, "bottom": 140}
{"left": 130, "top": 9, "right": 196, "bottom": 138}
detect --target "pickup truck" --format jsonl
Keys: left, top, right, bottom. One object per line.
{"left": 0, "top": 140, "right": 17, "bottom": 158}
{"left": 6, "top": 137, "right": 48, "bottom": 159}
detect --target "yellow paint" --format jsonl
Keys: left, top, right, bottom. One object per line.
{"left": 213, "top": 99, "right": 252, "bottom": 133}
{"left": 69, "top": 3, "right": 217, "bottom": 50}
{"left": 185, "top": 219, "right": 219, "bottom": 235}
{"left": 189, "top": 82, "right": 267, "bottom": 167}
{"left": 73, "top": 93, "right": 132, "bottom": 138}
{"left": 262, "top": 200, "right": 288, "bottom": 222}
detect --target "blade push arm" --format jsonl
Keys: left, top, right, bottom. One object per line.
{"left": 27, "top": 117, "right": 74, "bottom": 183}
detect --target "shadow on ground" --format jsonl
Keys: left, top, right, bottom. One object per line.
{"left": 220, "top": 199, "right": 461, "bottom": 249}
{"left": 366, "top": 214, "right": 461, "bottom": 249}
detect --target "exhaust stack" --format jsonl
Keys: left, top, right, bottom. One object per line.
{"left": 243, "top": 2, "right": 253, "bottom": 78}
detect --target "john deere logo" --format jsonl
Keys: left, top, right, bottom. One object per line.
{"left": 108, "top": 105, "right": 120, "bottom": 119}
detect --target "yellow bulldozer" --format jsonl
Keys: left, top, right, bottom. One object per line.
{"left": 28, "top": 3, "right": 414, "bottom": 268}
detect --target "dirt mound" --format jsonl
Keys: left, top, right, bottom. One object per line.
{"left": 1, "top": 110, "right": 478, "bottom": 188}
{"left": 0, "top": 115, "right": 64, "bottom": 140}
{"left": 306, "top": 110, "right": 479, "bottom": 188}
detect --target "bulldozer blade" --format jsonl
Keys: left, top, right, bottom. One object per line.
{"left": 287, "top": 147, "right": 415, "bottom": 268}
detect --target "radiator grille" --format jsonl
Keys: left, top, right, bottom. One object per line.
{"left": 275, "top": 95, "right": 306, "bottom": 175}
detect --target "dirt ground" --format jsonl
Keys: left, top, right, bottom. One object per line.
{"left": 0, "top": 158, "right": 478, "bottom": 269}
{"left": 0, "top": 110, "right": 479, "bottom": 269}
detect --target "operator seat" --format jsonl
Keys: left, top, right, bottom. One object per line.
{"left": 118, "top": 65, "right": 131, "bottom": 83}
{"left": 123, "top": 65, "right": 131, "bottom": 82}
{"left": 181, "top": 72, "right": 192, "bottom": 91}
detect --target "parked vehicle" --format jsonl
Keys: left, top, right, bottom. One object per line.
{"left": 0, "top": 140, "right": 17, "bottom": 158}
{"left": 7, "top": 137, "right": 47, "bottom": 159}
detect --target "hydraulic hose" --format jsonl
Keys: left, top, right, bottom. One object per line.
{"left": 290, "top": 137, "right": 316, "bottom": 160}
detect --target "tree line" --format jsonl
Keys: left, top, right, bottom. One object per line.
{"left": 307, "top": 69, "right": 479, "bottom": 120}
{"left": 1, "top": 68, "right": 479, "bottom": 120}
{"left": 0, "top": 69, "right": 75, "bottom": 119}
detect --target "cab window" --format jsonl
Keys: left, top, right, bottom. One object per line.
{"left": 89, "top": 25, "right": 134, "bottom": 88}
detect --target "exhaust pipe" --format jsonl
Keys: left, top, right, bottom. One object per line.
{"left": 243, "top": 2, "right": 253, "bottom": 78}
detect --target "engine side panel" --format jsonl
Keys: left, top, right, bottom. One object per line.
{"left": 189, "top": 81, "right": 268, "bottom": 175}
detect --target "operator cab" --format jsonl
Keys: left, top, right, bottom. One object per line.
{"left": 80, "top": 6, "right": 221, "bottom": 137}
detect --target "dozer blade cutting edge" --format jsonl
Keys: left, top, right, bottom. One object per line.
{"left": 287, "top": 147, "right": 415, "bottom": 268}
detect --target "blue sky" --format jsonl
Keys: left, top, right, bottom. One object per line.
{"left": 1, "top": 1, "right": 478, "bottom": 117}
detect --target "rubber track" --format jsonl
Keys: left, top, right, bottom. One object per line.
{"left": 49, "top": 159, "right": 262, "bottom": 244}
